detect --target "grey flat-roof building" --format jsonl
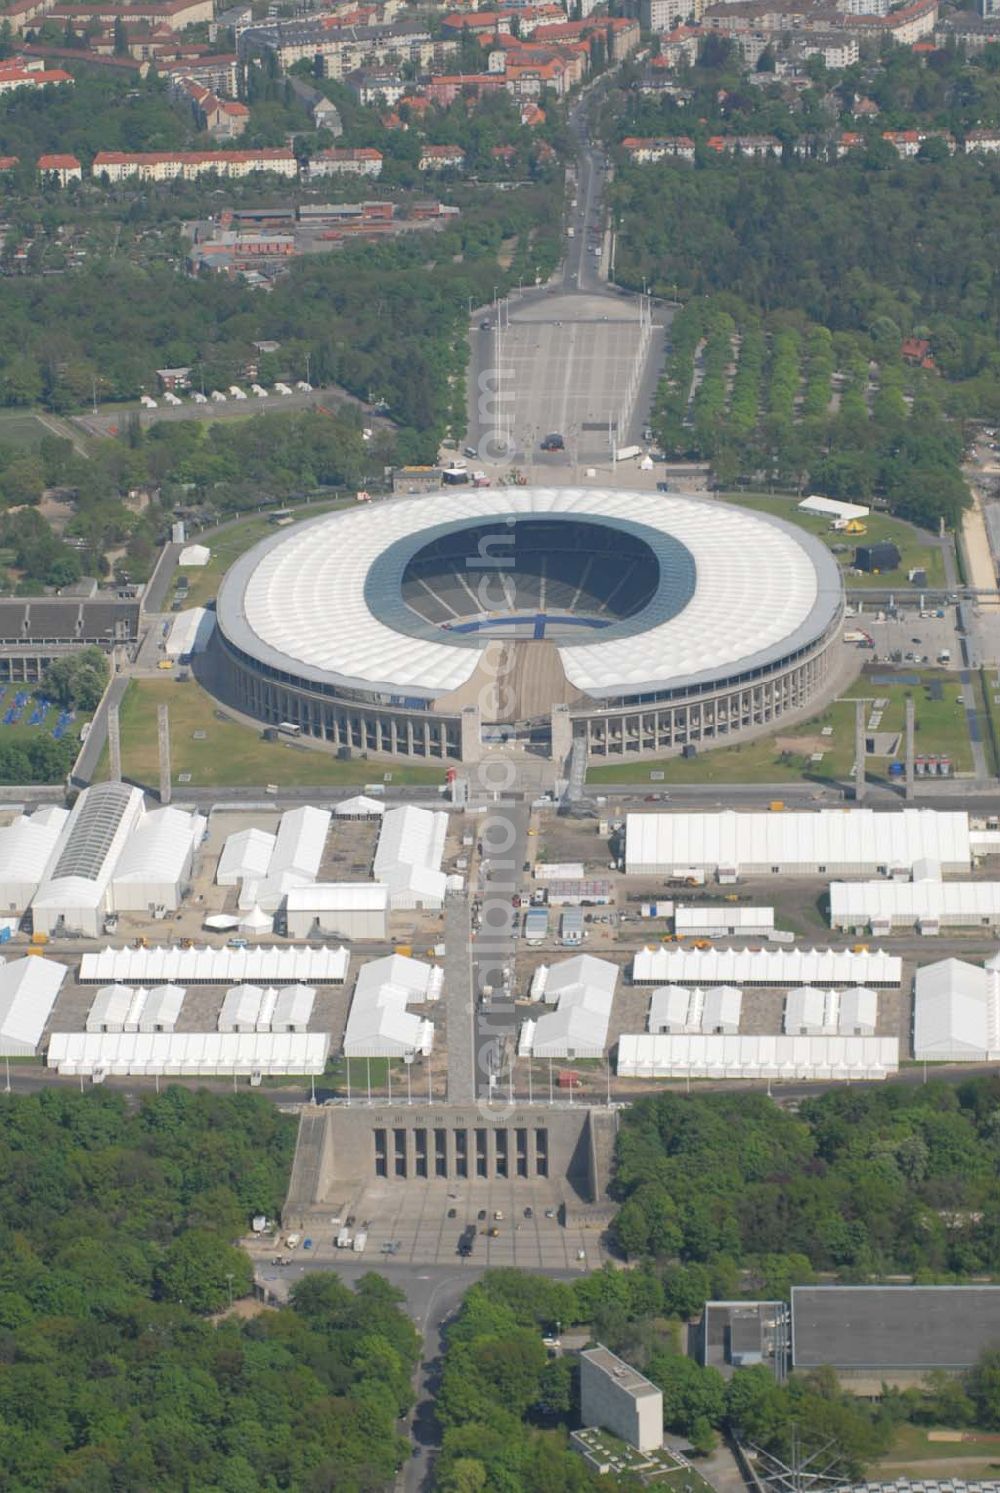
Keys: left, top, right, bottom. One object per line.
{"left": 579, "top": 1345, "right": 663, "bottom": 1454}
{"left": 792, "top": 1286, "right": 1000, "bottom": 1379}
{"left": 700, "top": 1301, "right": 790, "bottom": 1380}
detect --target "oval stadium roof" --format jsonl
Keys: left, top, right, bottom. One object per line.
{"left": 217, "top": 488, "right": 842, "bottom": 702}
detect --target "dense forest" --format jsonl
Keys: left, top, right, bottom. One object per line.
{"left": 433, "top": 1267, "right": 971, "bottom": 1484}
{"left": 649, "top": 296, "right": 970, "bottom": 526}
{"left": 612, "top": 1080, "right": 1000, "bottom": 1277}
{"left": 613, "top": 158, "right": 1000, "bottom": 384}
{"left": 0, "top": 185, "right": 561, "bottom": 459}
{"left": 0, "top": 1088, "right": 418, "bottom": 1491}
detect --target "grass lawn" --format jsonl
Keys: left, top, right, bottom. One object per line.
{"left": 0, "top": 412, "right": 51, "bottom": 452}
{"left": 878, "top": 1422, "right": 1000, "bottom": 1470}
{"left": 588, "top": 670, "right": 972, "bottom": 785}
{"left": 178, "top": 501, "right": 350, "bottom": 609}
{"left": 0, "top": 685, "right": 92, "bottom": 768}
{"left": 96, "top": 677, "right": 446, "bottom": 790}
{"left": 718, "top": 491, "right": 945, "bottom": 589}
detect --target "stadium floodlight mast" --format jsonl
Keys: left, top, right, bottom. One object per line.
{"left": 749, "top": 1428, "right": 843, "bottom": 1493}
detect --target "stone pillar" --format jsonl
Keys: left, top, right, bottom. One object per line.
{"left": 157, "top": 703, "right": 171, "bottom": 806}
{"left": 107, "top": 703, "right": 122, "bottom": 783}
{"left": 854, "top": 697, "right": 866, "bottom": 803}
{"left": 551, "top": 703, "right": 572, "bottom": 767}
{"left": 460, "top": 705, "right": 481, "bottom": 763}
{"left": 404, "top": 1127, "right": 417, "bottom": 1180}
{"left": 905, "top": 693, "right": 915, "bottom": 801}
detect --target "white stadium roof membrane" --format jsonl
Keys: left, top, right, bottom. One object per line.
{"left": 216, "top": 488, "right": 841, "bottom": 701}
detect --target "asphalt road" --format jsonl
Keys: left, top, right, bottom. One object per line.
{"left": 255, "top": 1255, "right": 584, "bottom": 1493}
{"left": 464, "top": 75, "right": 668, "bottom": 468}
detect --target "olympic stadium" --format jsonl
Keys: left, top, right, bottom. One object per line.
{"left": 213, "top": 488, "right": 846, "bottom": 764}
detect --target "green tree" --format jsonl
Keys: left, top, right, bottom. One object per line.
{"left": 154, "top": 1229, "right": 253, "bottom": 1314}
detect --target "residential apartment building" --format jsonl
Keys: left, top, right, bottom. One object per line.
{"left": 423, "top": 72, "right": 506, "bottom": 106}
{"left": 308, "top": 146, "right": 383, "bottom": 178}
{"left": 37, "top": 153, "right": 82, "bottom": 184}
{"left": 91, "top": 149, "right": 298, "bottom": 181}
{"left": 882, "top": 127, "right": 955, "bottom": 157}
{"left": 0, "top": 61, "right": 73, "bottom": 93}
{"left": 418, "top": 144, "right": 466, "bottom": 170}
{"left": 622, "top": 134, "right": 695, "bottom": 162}
{"left": 965, "top": 128, "right": 1000, "bottom": 154}
{"left": 156, "top": 54, "right": 240, "bottom": 95}
{"left": 641, "top": 0, "right": 705, "bottom": 31}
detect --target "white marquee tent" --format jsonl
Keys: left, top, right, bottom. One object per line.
{"left": 136, "top": 984, "right": 186, "bottom": 1033}
{"left": 647, "top": 984, "right": 743, "bottom": 1036}
{"left": 913, "top": 957, "right": 1000, "bottom": 1061}
{"left": 373, "top": 806, "right": 448, "bottom": 910}
{"left": 46, "top": 1030, "right": 331, "bottom": 1077}
{"left": 0, "top": 805, "right": 69, "bottom": 912}
{"left": 284, "top": 883, "right": 388, "bottom": 940}
{"left": 31, "top": 782, "right": 146, "bottom": 936}
{"left": 87, "top": 984, "right": 136, "bottom": 1034}
{"left": 217, "top": 827, "right": 275, "bottom": 887}
{"left": 343, "top": 953, "right": 439, "bottom": 1058}
{"left": 165, "top": 607, "right": 216, "bottom": 658}
{"left": 111, "top": 806, "right": 205, "bottom": 913}
{"left": 219, "top": 984, "right": 265, "bottom": 1032}
{"left": 830, "top": 877, "right": 1000, "bottom": 932}
{"left": 81, "top": 943, "right": 350, "bottom": 986}
{"left": 633, "top": 945, "right": 901, "bottom": 988}
{"left": 334, "top": 795, "right": 386, "bottom": 819}
{"left": 617, "top": 1033, "right": 899, "bottom": 1081}
{"left": 625, "top": 809, "right": 975, "bottom": 878}
{"left": 0, "top": 955, "right": 67, "bottom": 1056}
{"left": 519, "top": 954, "right": 618, "bottom": 1059}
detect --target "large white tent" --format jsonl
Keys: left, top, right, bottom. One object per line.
{"left": 675, "top": 906, "right": 774, "bottom": 937}
{"left": 217, "top": 827, "right": 275, "bottom": 887}
{"left": 0, "top": 955, "right": 67, "bottom": 1056}
{"left": 81, "top": 943, "right": 350, "bottom": 986}
{"left": 798, "top": 495, "right": 869, "bottom": 522}
{"left": 830, "top": 877, "right": 1000, "bottom": 933}
{"left": 266, "top": 985, "right": 316, "bottom": 1033}
{"left": 343, "top": 953, "right": 439, "bottom": 1058}
{"left": 284, "top": 883, "right": 388, "bottom": 940}
{"left": 334, "top": 795, "right": 385, "bottom": 819}
{"left": 111, "top": 806, "right": 205, "bottom": 913}
{"left": 0, "top": 805, "right": 69, "bottom": 913}
{"left": 373, "top": 806, "right": 448, "bottom": 910}
{"left": 46, "top": 1030, "right": 330, "bottom": 1077}
{"left": 913, "top": 957, "right": 1000, "bottom": 1061}
{"left": 617, "top": 1033, "right": 899, "bottom": 1081}
{"left": 246, "top": 805, "right": 331, "bottom": 910}
{"left": 87, "top": 984, "right": 135, "bottom": 1034}
{"left": 784, "top": 986, "right": 879, "bottom": 1038}
{"left": 625, "top": 809, "right": 975, "bottom": 878}
{"left": 165, "top": 606, "right": 215, "bottom": 658}
{"left": 219, "top": 984, "right": 265, "bottom": 1032}
{"left": 633, "top": 944, "right": 901, "bottom": 988}
{"left": 647, "top": 984, "right": 743, "bottom": 1036}
{"left": 31, "top": 782, "right": 145, "bottom": 936}
{"left": 519, "top": 954, "right": 618, "bottom": 1059}
{"left": 136, "top": 984, "right": 186, "bottom": 1033}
